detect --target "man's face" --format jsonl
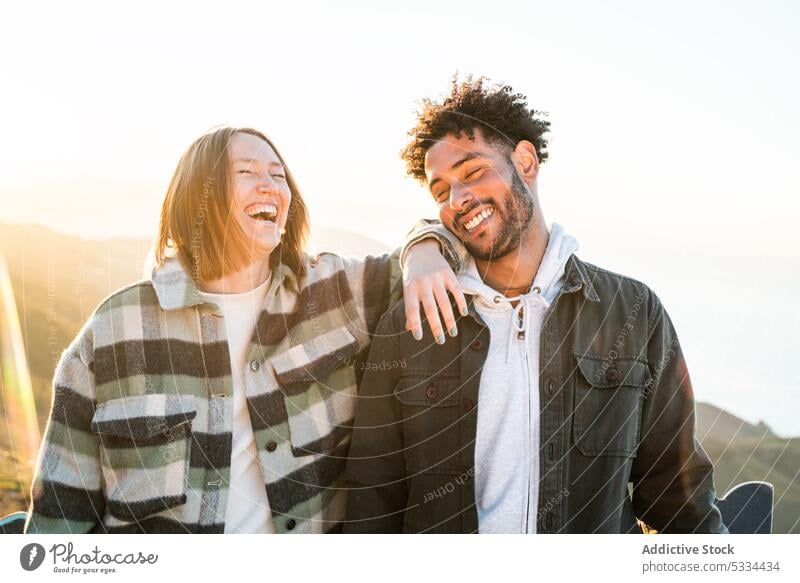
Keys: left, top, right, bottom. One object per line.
{"left": 424, "top": 129, "right": 534, "bottom": 261}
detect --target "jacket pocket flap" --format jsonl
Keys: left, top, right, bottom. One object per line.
{"left": 394, "top": 376, "right": 461, "bottom": 407}
{"left": 91, "top": 393, "right": 197, "bottom": 439}
{"left": 271, "top": 327, "right": 359, "bottom": 390}
{"left": 573, "top": 353, "right": 652, "bottom": 389}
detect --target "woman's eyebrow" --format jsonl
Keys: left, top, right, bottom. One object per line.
{"left": 232, "top": 157, "right": 284, "bottom": 169}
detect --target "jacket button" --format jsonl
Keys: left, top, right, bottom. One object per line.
{"left": 286, "top": 519, "right": 296, "bottom": 531}
{"left": 462, "top": 399, "right": 474, "bottom": 412}
{"left": 266, "top": 441, "right": 278, "bottom": 452}
{"left": 250, "top": 360, "right": 261, "bottom": 372}
{"left": 606, "top": 367, "right": 620, "bottom": 382}
{"left": 547, "top": 379, "right": 555, "bottom": 396}
{"left": 470, "top": 339, "right": 484, "bottom": 351}
{"left": 425, "top": 384, "right": 438, "bottom": 400}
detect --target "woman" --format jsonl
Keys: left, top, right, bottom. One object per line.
{"left": 24, "top": 127, "right": 465, "bottom": 533}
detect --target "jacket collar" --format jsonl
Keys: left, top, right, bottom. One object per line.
{"left": 562, "top": 254, "right": 601, "bottom": 302}
{"left": 465, "top": 253, "right": 600, "bottom": 323}
{"left": 150, "top": 254, "right": 299, "bottom": 313}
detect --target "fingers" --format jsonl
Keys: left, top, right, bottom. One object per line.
{"left": 432, "top": 282, "right": 457, "bottom": 340}
{"left": 420, "top": 290, "right": 445, "bottom": 344}
{"left": 403, "top": 288, "right": 423, "bottom": 341}
{"left": 403, "top": 269, "right": 468, "bottom": 344}
{"left": 446, "top": 274, "right": 469, "bottom": 318}
{"left": 404, "top": 279, "right": 468, "bottom": 344}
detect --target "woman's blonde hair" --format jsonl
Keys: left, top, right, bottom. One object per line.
{"left": 153, "top": 127, "right": 309, "bottom": 281}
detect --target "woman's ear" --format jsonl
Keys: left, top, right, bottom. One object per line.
{"left": 513, "top": 140, "right": 539, "bottom": 183}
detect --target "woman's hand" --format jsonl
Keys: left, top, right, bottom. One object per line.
{"left": 403, "top": 239, "right": 468, "bottom": 344}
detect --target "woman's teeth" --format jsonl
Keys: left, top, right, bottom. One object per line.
{"left": 464, "top": 206, "right": 494, "bottom": 232}
{"left": 246, "top": 203, "right": 278, "bottom": 222}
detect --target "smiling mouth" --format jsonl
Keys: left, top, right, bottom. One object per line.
{"left": 462, "top": 205, "right": 495, "bottom": 232}
{"left": 245, "top": 203, "right": 278, "bottom": 222}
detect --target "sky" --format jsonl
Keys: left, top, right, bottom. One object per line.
{"left": 1, "top": 0, "right": 798, "bottom": 434}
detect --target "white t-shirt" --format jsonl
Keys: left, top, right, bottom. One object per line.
{"left": 198, "top": 275, "right": 275, "bottom": 533}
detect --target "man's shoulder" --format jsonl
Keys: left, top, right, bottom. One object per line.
{"left": 377, "top": 297, "right": 410, "bottom": 335}
{"left": 574, "top": 256, "right": 661, "bottom": 305}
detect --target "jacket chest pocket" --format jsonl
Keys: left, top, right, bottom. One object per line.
{"left": 572, "top": 353, "right": 651, "bottom": 458}
{"left": 394, "top": 376, "right": 463, "bottom": 473}
{"left": 271, "top": 327, "right": 360, "bottom": 457}
{"left": 90, "top": 393, "right": 197, "bottom": 521}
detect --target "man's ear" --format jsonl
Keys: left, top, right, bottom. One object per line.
{"left": 512, "top": 140, "right": 539, "bottom": 183}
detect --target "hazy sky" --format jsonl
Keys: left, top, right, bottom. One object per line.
{"left": 2, "top": 0, "right": 798, "bottom": 257}
{"left": 1, "top": 1, "right": 798, "bottom": 434}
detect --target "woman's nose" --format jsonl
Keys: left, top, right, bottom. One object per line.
{"left": 257, "top": 175, "right": 280, "bottom": 194}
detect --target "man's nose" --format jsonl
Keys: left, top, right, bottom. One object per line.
{"left": 449, "top": 184, "right": 474, "bottom": 213}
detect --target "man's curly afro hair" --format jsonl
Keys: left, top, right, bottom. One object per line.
{"left": 402, "top": 76, "right": 550, "bottom": 183}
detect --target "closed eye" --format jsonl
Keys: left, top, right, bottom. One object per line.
{"left": 465, "top": 167, "right": 487, "bottom": 180}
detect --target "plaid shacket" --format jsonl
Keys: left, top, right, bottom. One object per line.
{"left": 25, "top": 223, "right": 462, "bottom": 534}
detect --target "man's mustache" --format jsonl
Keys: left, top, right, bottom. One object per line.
{"left": 456, "top": 199, "right": 497, "bottom": 227}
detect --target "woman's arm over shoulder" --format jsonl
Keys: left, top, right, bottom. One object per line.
{"left": 399, "top": 218, "right": 467, "bottom": 274}
{"left": 311, "top": 219, "right": 467, "bottom": 347}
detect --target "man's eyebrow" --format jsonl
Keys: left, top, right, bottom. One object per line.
{"left": 428, "top": 152, "right": 486, "bottom": 189}
{"left": 450, "top": 152, "right": 481, "bottom": 170}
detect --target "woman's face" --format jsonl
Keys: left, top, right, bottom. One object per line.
{"left": 227, "top": 132, "right": 292, "bottom": 260}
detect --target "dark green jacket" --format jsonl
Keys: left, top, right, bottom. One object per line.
{"left": 344, "top": 255, "right": 727, "bottom": 534}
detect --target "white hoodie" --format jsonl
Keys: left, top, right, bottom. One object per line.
{"left": 457, "top": 223, "right": 579, "bottom": 533}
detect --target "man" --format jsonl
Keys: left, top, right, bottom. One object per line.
{"left": 344, "top": 77, "right": 727, "bottom": 533}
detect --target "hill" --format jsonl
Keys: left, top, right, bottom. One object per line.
{"left": 696, "top": 402, "right": 799, "bottom": 534}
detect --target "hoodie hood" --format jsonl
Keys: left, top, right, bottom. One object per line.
{"left": 457, "top": 223, "right": 580, "bottom": 311}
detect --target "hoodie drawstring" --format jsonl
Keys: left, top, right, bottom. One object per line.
{"left": 494, "top": 290, "right": 551, "bottom": 364}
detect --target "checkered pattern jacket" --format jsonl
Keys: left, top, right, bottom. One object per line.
{"left": 25, "top": 223, "right": 462, "bottom": 533}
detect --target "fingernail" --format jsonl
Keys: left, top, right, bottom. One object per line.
{"left": 461, "top": 307, "right": 469, "bottom": 316}
{"left": 413, "top": 329, "right": 422, "bottom": 341}
{"left": 435, "top": 334, "right": 445, "bottom": 345}
{"left": 449, "top": 326, "right": 458, "bottom": 337}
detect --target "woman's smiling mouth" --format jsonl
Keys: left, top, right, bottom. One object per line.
{"left": 245, "top": 203, "right": 278, "bottom": 222}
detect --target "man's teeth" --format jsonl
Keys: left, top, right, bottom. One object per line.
{"left": 246, "top": 203, "right": 278, "bottom": 221}
{"left": 464, "top": 206, "right": 495, "bottom": 231}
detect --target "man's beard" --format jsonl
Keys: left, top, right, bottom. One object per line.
{"left": 462, "top": 170, "right": 534, "bottom": 262}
